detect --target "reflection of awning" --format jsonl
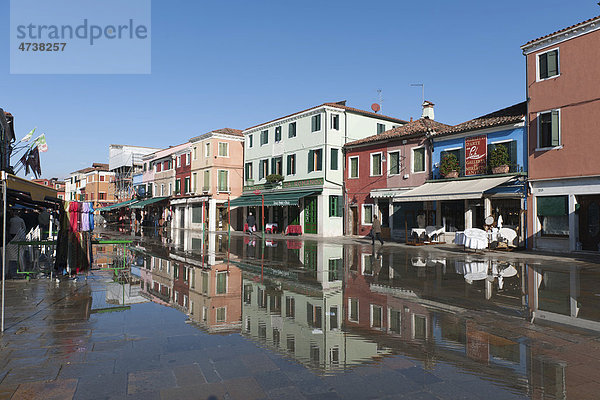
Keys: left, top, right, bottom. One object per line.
{"left": 97, "top": 199, "right": 138, "bottom": 212}
{"left": 228, "top": 190, "right": 321, "bottom": 208}
{"left": 130, "top": 196, "right": 169, "bottom": 209}
{"left": 5, "top": 173, "right": 58, "bottom": 202}
{"left": 393, "top": 176, "right": 514, "bottom": 202}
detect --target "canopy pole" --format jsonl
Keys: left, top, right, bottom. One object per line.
{"left": 1, "top": 171, "right": 7, "bottom": 333}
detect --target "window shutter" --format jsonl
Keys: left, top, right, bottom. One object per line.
{"left": 539, "top": 53, "right": 548, "bottom": 79}
{"left": 271, "top": 158, "right": 276, "bottom": 175}
{"left": 311, "top": 117, "right": 316, "bottom": 132}
{"left": 331, "top": 149, "right": 338, "bottom": 170}
{"left": 458, "top": 147, "right": 465, "bottom": 175}
{"left": 316, "top": 149, "right": 322, "bottom": 171}
{"left": 509, "top": 141, "right": 518, "bottom": 170}
{"left": 308, "top": 151, "right": 314, "bottom": 173}
{"left": 337, "top": 196, "right": 343, "bottom": 217}
{"left": 551, "top": 110, "right": 560, "bottom": 146}
{"left": 548, "top": 50, "right": 558, "bottom": 77}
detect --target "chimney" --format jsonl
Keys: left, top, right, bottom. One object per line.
{"left": 421, "top": 101, "right": 435, "bottom": 120}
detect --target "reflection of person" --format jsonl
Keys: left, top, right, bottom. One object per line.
{"left": 246, "top": 212, "right": 256, "bottom": 234}
{"left": 371, "top": 215, "right": 384, "bottom": 245}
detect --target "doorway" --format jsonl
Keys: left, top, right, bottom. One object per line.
{"left": 578, "top": 195, "right": 600, "bottom": 251}
{"left": 351, "top": 206, "right": 359, "bottom": 235}
{"left": 304, "top": 196, "right": 318, "bottom": 234}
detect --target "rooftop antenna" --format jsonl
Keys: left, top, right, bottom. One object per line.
{"left": 410, "top": 83, "right": 425, "bottom": 104}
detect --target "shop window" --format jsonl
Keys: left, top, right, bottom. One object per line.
{"left": 537, "top": 196, "right": 569, "bottom": 236}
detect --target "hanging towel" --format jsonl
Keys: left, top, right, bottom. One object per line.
{"left": 80, "top": 202, "right": 90, "bottom": 232}
{"left": 89, "top": 204, "right": 95, "bottom": 231}
{"left": 68, "top": 202, "right": 79, "bottom": 232}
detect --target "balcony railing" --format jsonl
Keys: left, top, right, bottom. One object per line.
{"left": 432, "top": 162, "right": 524, "bottom": 180}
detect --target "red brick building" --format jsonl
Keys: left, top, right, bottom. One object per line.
{"left": 522, "top": 16, "right": 600, "bottom": 252}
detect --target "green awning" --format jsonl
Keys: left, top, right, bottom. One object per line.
{"left": 537, "top": 196, "right": 568, "bottom": 216}
{"left": 130, "top": 197, "right": 170, "bottom": 209}
{"left": 228, "top": 190, "right": 320, "bottom": 208}
{"left": 97, "top": 199, "right": 139, "bottom": 212}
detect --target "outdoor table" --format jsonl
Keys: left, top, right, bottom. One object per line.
{"left": 265, "top": 223, "right": 278, "bottom": 233}
{"left": 285, "top": 225, "right": 302, "bottom": 235}
{"left": 411, "top": 228, "right": 426, "bottom": 238}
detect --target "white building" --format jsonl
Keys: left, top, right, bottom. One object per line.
{"left": 109, "top": 144, "right": 160, "bottom": 201}
{"left": 231, "top": 101, "right": 407, "bottom": 236}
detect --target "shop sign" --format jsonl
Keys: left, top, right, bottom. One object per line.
{"left": 283, "top": 178, "right": 324, "bottom": 189}
{"left": 465, "top": 135, "right": 487, "bottom": 176}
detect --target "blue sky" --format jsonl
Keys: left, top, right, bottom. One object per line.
{"left": 2, "top": 0, "right": 598, "bottom": 179}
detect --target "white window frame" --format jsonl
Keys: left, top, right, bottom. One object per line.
{"left": 217, "top": 142, "right": 229, "bottom": 157}
{"left": 362, "top": 204, "right": 374, "bottom": 225}
{"left": 205, "top": 142, "right": 211, "bottom": 157}
{"left": 217, "top": 170, "right": 229, "bottom": 193}
{"left": 387, "top": 151, "right": 401, "bottom": 176}
{"left": 536, "top": 47, "right": 560, "bottom": 82}
{"left": 177, "top": 156, "right": 181, "bottom": 168}
{"left": 161, "top": 184, "right": 165, "bottom": 196}
{"left": 192, "top": 147, "right": 197, "bottom": 160}
{"left": 216, "top": 271, "right": 228, "bottom": 294}
{"left": 387, "top": 307, "right": 401, "bottom": 335}
{"left": 370, "top": 152, "right": 383, "bottom": 177}
{"left": 411, "top": 146, "right": 426, "bottom": 174}
{"left": 370, "top": 304, "right": 384, "bottom": 330}
{"left": 348, "top": 156, "right": 359, "bottom": 179}
{"left": 169, "top": 183, "right": 173, "bottom": 195}
{"left": 348, "top": 298, "right": 359, "bottom": 323}
{"left": 192, "top": 173, "right": 197, "bottom": 192}
{"left": 331, "top": 113, "right": 340, "bottom": 130}
{"left": 361, "top": 253, "right": 374, "bottom": 276}
{"left": 185, "top": 153, "right": 190, "bottom": 165}
{"left": 248, "top": 134, "right": 253, "bottom": 148}
{"left": 536, "top": 109, "right": 562, "bottom": 151}
{"left": 216, "top": 307, "right": 227, "bottom": 323}
{"left": 412, "top": 314, "right": 428, "bottom": 339}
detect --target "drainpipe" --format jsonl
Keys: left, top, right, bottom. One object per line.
{"left": 524, "top": 47, "right": 529, "bottom": 250}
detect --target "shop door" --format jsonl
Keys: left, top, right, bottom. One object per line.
{"left": 304, "top": 196, "right": 318, "bottom": 234}
{"left": 579, "top": 195, "right": 600, "bottom": 251}
{"left": 289, "top": 206, "right": 300, "bottom": 226}
{"left": 273, "top": 207, "right": 284, "bottom": 232}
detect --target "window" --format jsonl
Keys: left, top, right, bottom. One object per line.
{"left": 413, "top": 315, "right": 427, "bottom": 339}
{"left": 184, "top": 177, "right": 190, "bottom": 193}
{"left": 371, "top": 305, "right": 383, "bottom": 329}
{"left": 349, "top": 156, "right": 359, "bottom": 178}
{"left": 412, "top": 147, "right": 425, "bottom": 173}
{"left": 286, "top": 154, "right": 296, "bottom": 175}
{"left": 538, "top": 48, "right": 559, "bottom": 80}
{"left": 177, "top": 156, "right": 181, "bottom": 168}
{"left": 217, "top": 170, "right": 229, "bottom": 192}
{"left": 99, "top": 193, "right": 106, "bottom": 200}
{"left": 330, "top": 307, "right": 339, "bottom": 330}
{"left": 389, "top": 309, "right": 401, "bottom": 334}
{"left": 349, "top": 298, "right": 359, "bottom": 322}
{"left": 260, "top": 130, "right": 268, "bottom": 145}
{"left": 203, "top": 170, "right": 210, "bottom": 191}
{"left": 245, "top": 162, "right": 253, "bottom": 181}
{"left": 216, "top": 307, "right": 226, "bottom": 323}
{"left": 329, "top": 196, "right": 342, "bottom": 217}
{"left": 389, "top": 151, "right": 400, "bottom": 175}
{"left": 216, "top": 272, "right": 227, "bottom": 294}
{"left": 192, "top": 173, "right": 197, "bottom": 192}
{"left": 311, "top": 114, "right": 321, "bottom": 132}
{"left": 537, "top": 196, "right": 569, "bottom": 236}
{"left": 330, "top": 148, "right": 338, "bottom": 170}
{"left": 161, "top": 184, "right": 165, "bottom": 196}
{"left": 156, "top": 163, "right": 161, "bottom": 172}
{"left": 287, "top": 335, "right": 295, "bottom": 353}
{"left": 331, "top": 114, "right": 340, "bottom": 130}
{"left": 308, "top": 149, "right": 322, "bottom": 172}
{"left": 271, "top": 157, "right": 283, "bottom": 175}
{"left": 377, "top": 123, "right": 385, "bottom": 134}
{"left": 175, "top": 179, "right": 181, "bottom": 194}
{"left": 169, "top": 183, "right": 173, "bottom": 195}
{"left": 248, "top": 134, "right": 253, "bottom": 148}
{"left": 538, "top": 110, "right": 560, "bottom": 148}
{"left": 488, "top": 141, "right": 517, "bottom": 170}
{"left": 328, "top": 258, "right": 342, "bottom": 281}
{"left": 275, "top": 126, "right": 282, "bottom": 142}
{"left": 285, "top": 296, "right": 295, "bottom": 318}
{"left": 164, "top": 160, "right": 170, "bottom": 170}
{"left": 192, "top": 147, "right": 197, "bottom": 160}
{"left": 218, "top": 142, "right": 228, "bottom": 157}
{"left": 371, "top": 153, "right": 382, "bottom": 176}
{"left": 143, "top": 163, "right": 147, "bottom": 172}
{"left": 201, "top": 271, "right": 209, "bottom": 294}
{"left": 205, "top": 142, "right": 211, "bottom": 157}
{"left": 259, "top": 159, "right": 269, "bottom": 180}
{"left": 288, "top": 122, "right": 296, "bottom": 138}
{"left": 362, "top": 204, "right": 373, "bottom": 224}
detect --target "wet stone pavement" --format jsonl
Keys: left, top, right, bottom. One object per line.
{"left": 2, "top": 231, "right": 600, "bottom": 399}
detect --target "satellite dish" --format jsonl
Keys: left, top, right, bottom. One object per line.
{"left": 371, "top": 103, "right": 381, "bottom": 113}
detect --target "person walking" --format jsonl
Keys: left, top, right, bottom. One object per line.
{"left": 371, "top": 215, "right": 384, "bottom": 245}
{"left": 246, "top": 212, "right": 256, "bottom": 235}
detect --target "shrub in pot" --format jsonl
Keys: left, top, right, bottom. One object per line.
{"left": 266, "top": 174, "right": 284, "bottom": 184}
{"left": 440, "top": 153, "right": 459, "bottom": 178}
{"left": 489, "top": 145, "right": 510, "bottom": 174}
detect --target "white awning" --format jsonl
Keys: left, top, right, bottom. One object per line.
{"left": 370, "top": 188, "right": 413, "bottom": 199}
{"left": 392, "top": 176, "right": 514, "bottom": 202}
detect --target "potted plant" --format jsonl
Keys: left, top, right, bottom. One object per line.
{"left": 266, "top": 174, "right": 284, "bottom": 185}
{"left": 440, "top": 153, "right": 459, "bottom": 178}
{"left": 489, "top": 145, "right": 510, "bottom": 174}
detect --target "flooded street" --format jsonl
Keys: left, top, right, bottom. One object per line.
{"left": 2, "top": 230, "right": 600, "bottom": 399}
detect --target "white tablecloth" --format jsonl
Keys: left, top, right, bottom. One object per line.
{"left": 411, "top": 228, "right": 426, "bottom": 237}
{"left": 455, "top": 228, "right": 488, "bottom": 250}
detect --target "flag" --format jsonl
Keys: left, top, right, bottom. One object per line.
{"left": 19, "top": 127, "right": 36, "bottom": 143}
{"left": 33, "top": 134, "right": 48, "bottom": 152}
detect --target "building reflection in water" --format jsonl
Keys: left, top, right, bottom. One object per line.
{"left": 126, "top": 233, "right": 600, "bottom": 397}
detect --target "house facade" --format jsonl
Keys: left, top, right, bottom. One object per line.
{"left": 108, "top": 144, "right": 160, "bottom": 201}
{"left": 521, "top": 16, "right": 600, "bottom": 252}
{"left": 344, "top": 103, "right": 449, "bottom": 240}
{"left": 231, "top": 101, "right": 407, "bottom": 237}
{"left": 65, "top": 163, "right": 116, "bottom": 210}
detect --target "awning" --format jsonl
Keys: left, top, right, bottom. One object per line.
{"left": 130, "top": 196, "right": 170, "bottom": 209}
{"left": 5, "top": 173, "right": 58, "bottom": 202}
{"left": 97, "top": 199, "right": 139, "bottom": 212}
{"left": 228, "top": 190, "right": 321, "bottom": 208}
{"left": 392, "top": 176, "right": 514, "bottom": 202}
{"left": 371, "top": 188, "right": 413, "bottom": 199}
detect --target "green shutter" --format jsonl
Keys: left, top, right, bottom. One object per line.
{"left": 287, "top": 155, "right": 291, "bottom": 175}
{"left": 551, "top": 110, "right": 560, "bottom": 146}
{"left": 271, "top": 158, "right": 276, "bottom": 175}
{"left": 459, "top": 147, "right": 465, "bottom": 174}
{"left": 390, "top": 152, "right": 399, "bottom": 174}
{"left": 308, "top": 151, "right": 314, "bottom": 172}
{"left": 539, "top": 53, "right": 548, "bottom": 79}
{"left": 316, "top": 149, "right": 322, "bottom": 171}
{"left": 311, "top": 117, "right": 316, "bottom": 132}
{"left": 547, "top": 50, "right": 558, "bottom": 77}
{"left": 337, "top": 196, "right": 343, "bottom": 217}
{"left": 509, "top": 140, "right": 518, "bottom": 170}
{"left": 175, "top": 179, "right": 180, "bottom": 193}
{"left": 329, "top": 196, "right": 334, "bottom": 217}
{"left": 331, "top": 148, "right": 338, "bottom": 170}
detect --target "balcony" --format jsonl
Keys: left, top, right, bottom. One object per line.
{"left": 432, "top": 162, "right": 525, "bottom": 180}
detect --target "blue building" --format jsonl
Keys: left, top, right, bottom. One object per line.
{"left": 392, "top": 103, "right": 527, "bottom": 243}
